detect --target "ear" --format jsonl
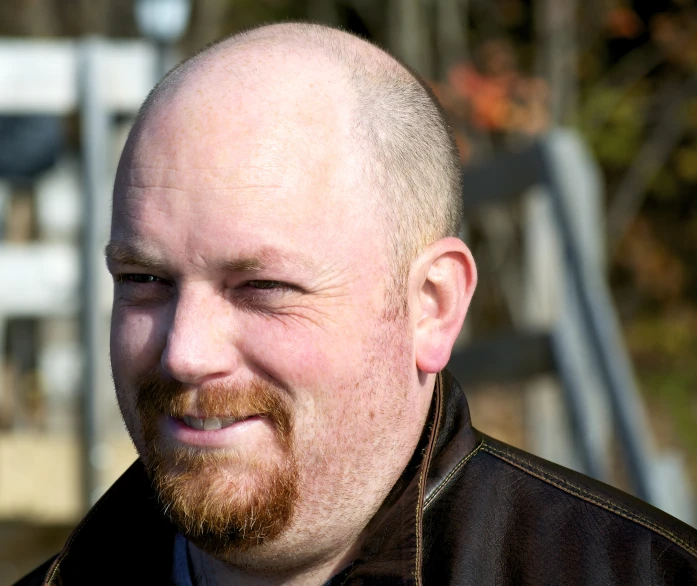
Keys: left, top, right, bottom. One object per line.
{"left": 411, "top": 237, "right": 477, "bottom": 374}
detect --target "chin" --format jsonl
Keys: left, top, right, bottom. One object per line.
{"left": 146, "top": 440, "right": 300, "bottom": 556}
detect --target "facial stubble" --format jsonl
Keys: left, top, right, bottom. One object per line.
{"left": 134, "top": 371, "right": 299, "bottom": 557}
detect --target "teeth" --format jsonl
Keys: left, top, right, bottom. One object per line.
{"left": 182, "top": 415, "right": 205, "bottom": 430}
{"left": 203, "top": 418, "right": 222, "bottom": 431}
{"left": 182, "top": 415, "right": 238, "bottom": 431}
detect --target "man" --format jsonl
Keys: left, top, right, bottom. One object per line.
{"left": 18, "top": 22, "right": 697, "bottom": 586}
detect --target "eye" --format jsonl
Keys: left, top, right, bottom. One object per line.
{"left": 232, "top": 280, "right": 299, "bottom": 310}
{"left": 117, "top": 274, "right": 164, "bottom": 284}
{"left": 246, "top": 280, "right": 287, "bottom": 290}
{"left": 114, "top": 273, "right": 171, "bottom": 303}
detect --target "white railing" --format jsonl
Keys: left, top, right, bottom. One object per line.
{"left": 0, "top": 39, "right": 156, "bottom": 515}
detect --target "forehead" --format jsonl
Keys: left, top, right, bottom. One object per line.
{"left": 112, "top": 58, "right": 383, "bottom": 269}
{"left": 125, "top": 55, "right": 350, "bottom": 190}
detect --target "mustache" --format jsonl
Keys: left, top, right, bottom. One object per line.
{"left": 135, "top": 370, "right": 294, "bottom": 446}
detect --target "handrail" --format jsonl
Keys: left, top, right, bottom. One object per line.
{"left": 455, "top": 131, "right": 667, "bottom": 506}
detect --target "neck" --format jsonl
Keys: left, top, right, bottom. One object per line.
{"left": 189, "top": 540, "right": 358, "bottom": 586}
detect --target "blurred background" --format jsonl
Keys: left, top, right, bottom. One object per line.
{"left": 1, "top": 0, "right": 697, "bottom": 582}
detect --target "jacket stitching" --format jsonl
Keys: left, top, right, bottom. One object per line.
{"left": 415, "top": 448, "right": 424, "bottom": 585}
{"left": 414, "top": 373, "right": 444, "bottom": 586}
{"left": 481, "top": 439, "right": 697, "bottom": 559}
{"left": 423, "top": 440, "right": 483, "bottom": 512}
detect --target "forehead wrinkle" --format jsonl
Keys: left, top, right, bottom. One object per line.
{"left": 122, "top": 114, "right": 336, "bottom": 209}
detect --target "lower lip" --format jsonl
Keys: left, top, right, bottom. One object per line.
{"left": 163, "top": 415, "right": 268, "bottom": 448}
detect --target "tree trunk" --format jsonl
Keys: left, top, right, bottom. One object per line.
{"left": 536, "top": 0, "right": 578, "bottom": 125}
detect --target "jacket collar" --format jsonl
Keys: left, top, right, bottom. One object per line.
{"left": 336, "top": 370, "right": 479, "bottom": 585}
{"left": 44, "top": 371, "right": 478, "bottom": 586}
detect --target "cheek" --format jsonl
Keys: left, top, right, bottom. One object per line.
{"left": 239, "top": 316, "right": 367, "bottom": 395}
{"left": 243, "top": 315, "right": 405, "bottom": 429}
{"left": 110, "top": 305, "right": 165, "bottom": 383}
{"left": 110, "top": 307, "right": 166, "bottom": 456}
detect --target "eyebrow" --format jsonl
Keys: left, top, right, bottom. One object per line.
{"left": 105, "top": 240, "right": 166, "bottom": 271}
{"left": 104, "top": 240, "right": 318, "bottom": 275}
{"left": 218, "top": 249, "right": 317, "bottom": 274}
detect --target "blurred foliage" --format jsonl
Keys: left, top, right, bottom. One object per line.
{"left": 626, "top": 308, "right": 697, "bottom": 478}
{"left": 579, "top": 84, "right": 648, "bottom": 168}
{"left": 425, "top": 0, "right": 697, "bottom": 462}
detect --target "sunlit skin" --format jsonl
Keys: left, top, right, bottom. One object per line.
{"left": 108, "top": 38, "right": 476, "bottom": 586}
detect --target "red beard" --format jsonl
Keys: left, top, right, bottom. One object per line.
{"left": 135, "top": 370, "right": 299, "bottom": 555}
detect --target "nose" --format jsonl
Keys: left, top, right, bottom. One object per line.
{"left": 161, "top": 287, "right": 238, "bottom": 385}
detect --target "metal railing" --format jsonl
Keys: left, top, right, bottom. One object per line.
{"left": 449, "top": 130, "right": 694, "bottom": 524}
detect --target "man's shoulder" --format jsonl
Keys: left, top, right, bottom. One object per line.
{"left": 423, "top": 432, "right": 697, "bottom": 584}
{"left": 476, "top": 434, "right": 697, "bottom": 553}
{"left": 13, "top": 461, "right": 176, "bottom": 586}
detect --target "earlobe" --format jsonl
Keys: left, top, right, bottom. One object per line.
{"left": 413, "top": 238, "right": 477, "bottom": 374}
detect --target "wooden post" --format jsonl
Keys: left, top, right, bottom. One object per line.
{"left": 523, "top": 184, "right": 580, "bottom": 470}
{"left": 436, "top": 0, "right": 467, "bottom": 80}
{"left": 536, "top": 0, "right": 578, "bottom": 125}
{"left": 388, "top": 0, "right": 433, "bottom": 77}
{"left": 524, "top": 130, "right": 612, "bottom": 477}
{"left": 525, "top": 0, "right": 581, "bottom": 469}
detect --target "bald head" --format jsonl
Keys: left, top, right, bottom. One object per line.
{"left": 126, "top": 23, "right": 462, "bottom": 312}
{"left": 109, "top": 25, "right": 473, "bottom": 573}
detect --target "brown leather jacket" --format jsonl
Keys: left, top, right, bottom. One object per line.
{"left": 17, "top": 371, "right": 697, "bottom": 585}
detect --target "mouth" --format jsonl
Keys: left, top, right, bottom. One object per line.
{"left": 180, "top": 415, "right": 245, "bottom": 431}
{"left": 163, "top": 414, "right": 272, "bottom": 449}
